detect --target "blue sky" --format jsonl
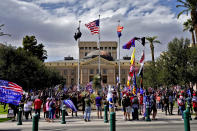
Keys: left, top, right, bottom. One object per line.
{"left": 0, "top": 0, "right": 190, "bottom": 62}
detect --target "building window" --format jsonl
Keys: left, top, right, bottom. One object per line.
{"left": 93, "top": 47, "right": 97, "bottom": 50}
{"left": 71, "top": 78, "right": 74, "bottom": 85}
{"left": 85, "top": 52, "right": 88, "bottom": 56}
{"left": 80, "top": 47, "right": 84, "bottom": 50}
{"left": 122, "top": 78, "right": 126, "bottom": 84}
{"left": 100, "top": 47, "right": 103, "bottom": 50}
{"left": 90, "top": 69, "right": 94, "bottom": 74}
{"left": 71, "top": 69, "right": 75, "bottom": 74}
{"left": 89, "top": 47, "right": 91, "bottom": 50}
{"left": 89, "top": 76, "right": 94, "bottom": 82}
{"left": 85, "top": 47, "right": 88, "bottom": 50}
{"left": 64, "top": 69, "right": 67, "bottom": 75}
{"left": 105, "top": 47, "right": 107, "bottom": 50}
{"left": 65, "top": 79, "right": 67, "bottom": 85}
{"left": 103, "top": 69, "right": 107, "bottom": 74}
{"left": 102, "top": 76, "right": 107, "bottom": 83}
{"left": 109, "top": 47, "right": 111, "bottom": 50}
{"left": 96, "top": 69, "right": 99, "bottom": 74}
{"left": 112, "top": 47, "right": 116, "bottom": 50}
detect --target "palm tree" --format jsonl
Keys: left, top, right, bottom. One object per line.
{"left": 183, "top": 19, "right": 195, "bottom": 45}
{"left": 176, "top": 0, "right": 197, "bottom": 45}
{"left": 146, "top": 36, "right": 161, "bottom": 62}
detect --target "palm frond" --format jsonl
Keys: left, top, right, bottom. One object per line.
{"left": 177, "top": 0, "right": 187, "bottom": 4}
{"left": 177, "top": 9, "right": 189, "bottom": 18}
{"left": 154, "top": 40, "right": 161, "bottom": 44}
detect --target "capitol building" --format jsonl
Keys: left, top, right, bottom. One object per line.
{"left": 45, "top": 41, "right": 141, "bottom": 87}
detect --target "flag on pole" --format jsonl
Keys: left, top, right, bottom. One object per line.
{"left": 122, "top": 38, "right": 136, "bottom": 49}
{"left": 0, "top": 80, "right": 23, "bottom": 105}
{"left": 63, "top": 99, "right": 77, "bottom": 112}
{"left": 117, "top": 25, "right": 123, "bottom": 37}
{"left": 130, "top": 48, "right": 135, "bottom": 65}
{"left": 138, "top": 50, "right": 145, "bottom": 77}
{"left": 132, "top": 71, "right": 137, "bottom": 95}
{"left": 85, "top": 19, "right": 99, "bottom": 35}
{"left": 74, "top": 27, "right": 82, "bottom": 41}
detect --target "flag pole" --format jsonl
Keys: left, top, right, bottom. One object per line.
{"left": 77, "top": 20, "right": 81, "bottom": 89}
{"left": 98, "top": 15, "right": 101, "bottom": 80}
{"left": 118, "top": 20, "right": 121, "bottom": 86}
{"left": 118, "top": 20, "right": 121, "bottom": 106}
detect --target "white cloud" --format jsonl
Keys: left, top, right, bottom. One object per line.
{"left": 0, "top": 0, "right": 191, "bottom": 62}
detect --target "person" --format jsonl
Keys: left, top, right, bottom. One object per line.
{"left": 192, "top": 92, "right": 197, "bottom": 120}
{"left": 121, "top": 94, "right": 127, "bottom": 120}
{"left": 169, "top": 93, "right": 174, "bottom": 115}
{"left": 34, "top": 96, "right": 42, "bottom": 119}
{"left": 132, "top": 95, "right": 139, "bottom": 120}
{"left": 71, "top": 94, "right": 78, "bottom": 117}
{"left": 84, "top": 94, "right": 91, "bottom": 122}
{"left": 139, "top": 94, "right": 143, "bottom": 115}
{"left": 49, "top": 98, "right": 56, "bottom": 122}
{"left": 9, "top": 103, "right": 18, "bottom": 121}
{"left": 24, "top": 100, "right": 31, "bottom": 120}
{"left": 150, "top": 93, "right": 157, "bottom": 120}
{"left": 164, "top": 94, "right": 169, "bottom": 115}
{"left": 178, "top": 93, "right": 185, "bottom": 120}
{"left": 95, "top": 93, "right": 103, "bottom": 119}
{"left": 45, "top": 98, "right": 50, "bottom": 122}
{"left": 81, "top": 94, "right": 86, "bottom": 115}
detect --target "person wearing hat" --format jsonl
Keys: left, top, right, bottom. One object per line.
{"left": 178, "top": 92, "right": 185, "bottom": 120}
{"left": 192, "top": 92, "right": 197, "bottom": 120}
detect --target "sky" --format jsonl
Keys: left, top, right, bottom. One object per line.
{"left": 0, "top": 0, "right": 191, "bottom": 62}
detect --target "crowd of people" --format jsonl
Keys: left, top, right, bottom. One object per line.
{"left": 3, "top": 86, "right": 197, "bottom": 122}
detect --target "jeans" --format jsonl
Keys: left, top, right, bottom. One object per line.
{"left": 84, "top": 106, "right": 91, "bottom": 120}
{"left": 179, "top": 106, "right": 185, "bottom": 119}
{"left": 49, "top": 109, "right": 55, "bottom": 119}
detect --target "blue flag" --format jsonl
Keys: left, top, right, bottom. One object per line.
{"left": 63, "top": 99, "right": 77, "bottom": 112}
{"left": 0, "top": 80, "right": 23, "bottom": 105}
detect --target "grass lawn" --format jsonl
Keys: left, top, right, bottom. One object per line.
{"left": 0, "top": 118, "right": 11, "bottom": 122}
{"left": 0, "top": 104, "right": 8, "bottom": 114}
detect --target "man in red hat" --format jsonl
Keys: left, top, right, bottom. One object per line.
{"left": 192, "top": 92, "right": 197, "bottom": 120}
{"left": 178, "top": 92, "right": 185, "bottom": 120}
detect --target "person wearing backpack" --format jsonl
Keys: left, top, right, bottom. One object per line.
{"left": 178, "top": 93, "right": 185, "bottom": 120}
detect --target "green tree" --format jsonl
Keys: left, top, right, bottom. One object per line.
{"left": 0, "top": 45, "right": 63, "bottom": 91}
{"left": 183, "top": 19, "right": 195, "bottom": 45}
{"left": 22, "top": 35, "right": 47, "bottom": 62}
{"left": 146, "top": 36, "right": 161, "bottom": 62}
{"left": 176, "top": 0, "right": 197, "bottom": 45}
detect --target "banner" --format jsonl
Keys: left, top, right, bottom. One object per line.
{"left": 0, "top": 87, "right": 22, "bottom": 105}
{"left": 0, "top": 80, "right": 23, "bottom": 105}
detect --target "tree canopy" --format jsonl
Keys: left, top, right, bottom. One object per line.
{"left": 0, "top": 45, "right": 64, "bottom": 91}
{"left": 21, "top": 35, "right": 47, "bottom": 62}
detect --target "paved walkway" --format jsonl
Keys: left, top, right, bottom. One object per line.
{"left": 0, "top": 108, "right": 197, "bottom": 130}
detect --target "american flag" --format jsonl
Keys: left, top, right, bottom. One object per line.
{"left": 85, "top": 19, "right": 99, "bottom": 35}
{"left": 0, "top": 80, "right": 23, "bottom": 94}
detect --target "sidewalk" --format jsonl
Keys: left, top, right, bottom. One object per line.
{"left": 0, "top": 108, "right": 196, "bottom": 130}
